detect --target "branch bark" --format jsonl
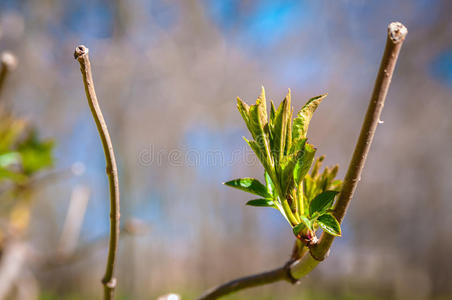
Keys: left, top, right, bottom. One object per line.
{"left": 74, "top": 45, "right": 121, "bottom": 300}
{"left": 198, "top": 22, "right": 407, "bottom": 299}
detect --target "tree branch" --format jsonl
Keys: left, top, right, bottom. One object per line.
{"left": 198, "top": 22, "right": 407, "bottom": 299}
{"left": 198, "top": 265, "right": 292, "bottom": 300}
{"left": 74, "top": 45, "right": 121, "bottom": 300}
{"left": 309, "top": 21, "right": 408, "bottom": 262}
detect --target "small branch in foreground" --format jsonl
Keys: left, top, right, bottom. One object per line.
{"left": 74, "top": 45, "right": 121, "bottom": 300}
{"left": 198, "top": 22, "right": 407, "bottom": 299}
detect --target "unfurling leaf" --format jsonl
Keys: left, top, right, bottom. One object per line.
{"left": 246, "top": 199, "right": 275, "bottom": 207}
{"left": 265, "top": 172, "right": 275, "bottom": 198}
{"left": 293, "top": 142, "right": 316, "bottom": 186}
{"left": 269, "top": 95, "right": 287, "bottom": 164}
{"left": 224, "top": 178, "right": 271, "bottom": 198}
{"left": 293, "top": 94, "right": 327, "bottom": 142}
{"left": 317, "top": 213, "right": 341, "bottom": 236}
{"left": 309, "top": 190, "right": 339, "bottom": 216}
{"left": 243, "top": 137, "right": 272, "bottom": 175}
{"left": 310, "top": 155, "right": 324, "bottom": 178}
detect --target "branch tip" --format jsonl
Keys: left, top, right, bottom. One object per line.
{"left": 74, "top": 45, "right": 89, "bottom": 60}
{"left": 388, "top": 22, "right": 407, "bottom": 43}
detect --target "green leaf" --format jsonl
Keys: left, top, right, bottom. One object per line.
{"left": 293, "top": 94, "right": 327, "bottom": 142}
{"left": 17, "top": 131, "right": 54, "bottom": 175}
{"left": 243, "top": 137, "right": 272, "bottom": 175}
{"left": 317, "top": 213, "right": 341, "bottom": 236}
{"left": 265, "top": 172, "right": 275, "bottom": 198}
{"left": 224, "top": 178, "right": 271, "bottom": 198}
{"left": 293, "top": 142, "right": 316, "bottom": 186}
{"left": 278, "top": 151, "right": 298, "bottom": 194}
{"left": 269, "top": 90, "right": 291, "bottom": 163}
{"left": 311, "top": 155, "right": 324, "bottom": 178}
{"left": 269, "top": 100, "right": 276, "bottom": 123}
{"left": 237, "top": 97, "right": 251, "bottom": 131}
{"left": 0, "top": 167, "right": 27, "bottom": 183}
{"left": 309, "top": 190, "right": 339, "bottom": 216}
{"left": 285, "top": 107, "right": 293, "bottom": 155}
{"left": 246, "top": 199, "right": 275, "bottom": 207}
{"left": 0, "top": 152, "right": 21, "bottom": 168}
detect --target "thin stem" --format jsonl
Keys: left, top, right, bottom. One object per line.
{"left": 310, "top": 22, "right": 407, "bottom": 261}
{"left": 197, "top": 265, "right": 291, "bottom": 300}
{"left": 74, "top": 45, "right": 120, "bottom": 300}
{"left": 198, "top": 22, "right": 407, "bottom": 299}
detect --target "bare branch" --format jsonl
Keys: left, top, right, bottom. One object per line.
{"left": 198, "top": 22, "right": 407, "bottom": 299}
{"left": 198, "top": 265, "right": 292, "bottom": 300}
{"left": 74, "top": 45, "right": 121, "bottom": 300}
{"left": 309, "top": 21, "right": 408, "bottom": 262}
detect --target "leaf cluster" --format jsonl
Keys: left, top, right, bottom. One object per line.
{"left": 225, "top": 87, "right": 342, "bottom": 242}
{"left": 0, "top": 116, "right": 54, "bottom": 184}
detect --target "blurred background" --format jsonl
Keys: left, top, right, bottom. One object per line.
{"left": 0, "top": 0, "right": 451, "bottom": 299}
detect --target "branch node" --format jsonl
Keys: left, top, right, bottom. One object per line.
{"left": 309, "top": 247, "right": 329, "bottom": 262}
{"left": 284, "top": 261, "right": 301, "bottom": 285}
{"left": 102, "top": 277, "right": 117, "bottom": 289}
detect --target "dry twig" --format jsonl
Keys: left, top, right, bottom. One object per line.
{"left": 74, "top": 45, "right": 120, "bottom": 300}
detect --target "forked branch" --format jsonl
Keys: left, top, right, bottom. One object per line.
{"left": 199, "top": 21, "right": 407, "bottom": 300}
{"left": 74, "top": 45, "right": 120, "bottom": 300}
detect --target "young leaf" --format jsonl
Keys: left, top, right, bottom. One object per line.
{"left": 249, "top": 103, "right": 273, "bottom": 169}
{"left": 269, "top": 90, "right": 291, "bottom": 163}
{"left": 285, "top": 107, "right": 293, "bottom": 155}
{"left": 309, "top": 190, "right": 339, "bottom": 216}
{"left": 317, "top": 213, "right": 341, "bottom": 236}
{"left": 0, "top": 152, "right": 21, "bottom": 168}
{"left": 293, "top": 94, "right": 327, "bottom": 142}
{"left": 293, "top": 142, "right": 316, "bottom": 186}
{"left": 244, "top": 137, "right": 272, "bottom": 175}
{"left": 311, "top": 155, "right": 324, "bottom": 178}
{"left": 17, "top": 131, "right": 54, "bottom": 175}
{"left": 278, "top": 152, "right": 298, "bottom": 194}
{"left": 237, "top": 98, "right": 253, "bottom": 135}
{"left": 246, "top": 199, "right": 275, "bottom": 207}
{"left": 269, "top": 100, "right": 276, "bottom": 123}
{"left": 224, "top": 178, "right": 271, "bottom": 198}
{"left": 265, "top": 172, "right": 275, "bottom": 198}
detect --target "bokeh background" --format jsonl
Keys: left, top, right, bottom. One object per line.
{"left": 0, "top": 0, "right": 451, "bottom": 299}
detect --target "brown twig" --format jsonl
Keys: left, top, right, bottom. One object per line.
{"left": 198, "top": 265, "right": 291, "bottom": 300}
{"left": 198, "top": 22, "right": 407, "bottom": 299}
{"left": 309, "top": 21, "right": 408, "bottom": 261}
{"left": 74, "top": 45, "right": 120, "bottom": 300}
